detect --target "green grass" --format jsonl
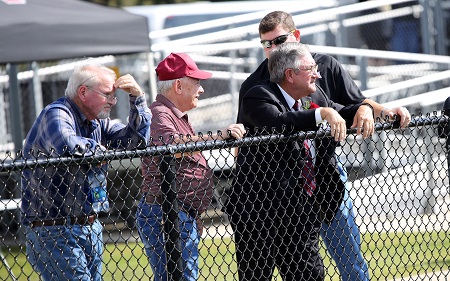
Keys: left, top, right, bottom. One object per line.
{"left": 1, "top": 230, "right": 449, "bottom": 280}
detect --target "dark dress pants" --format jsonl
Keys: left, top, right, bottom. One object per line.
{"left": 229, "top": 195, "right": 324, "bottom": 281}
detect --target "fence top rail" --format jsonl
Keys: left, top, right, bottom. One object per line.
{"left": 0, "top": 114, "right": 445, "bottom": 173}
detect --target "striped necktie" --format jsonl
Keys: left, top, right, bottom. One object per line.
{"left": 292, "top": 100, "right": 317, "bottom": 196}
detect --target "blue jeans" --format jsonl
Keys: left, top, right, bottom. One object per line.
{"left": 390, "top": 21, "right": 420, "bottom": 54}
{"left": 320, "top": 163, "right": 370, "bottom": 281}
{"left": 136, "top": 201, "right": 200, "bottom": 281}
{"left": 390, "top": 20, "right": 420, "bottom": 64}
{"left": 26, "top": 220, "right": 103, "bottom": 281}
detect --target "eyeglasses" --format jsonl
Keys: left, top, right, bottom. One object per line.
{"left": 260, "top": 30, "right": 296, "bottom": 49}
{"left": 85, "top": 86, "right": 117, "bottom": 103}
{"left": 299, "top": 64, "right": 319, "bottom": 75}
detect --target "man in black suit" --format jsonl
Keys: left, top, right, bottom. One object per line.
{"left": 236, "top": 11, "right": 411, "bottom": 281}
{"left": 224, "top": 42, "right": 366, "bottom": 281}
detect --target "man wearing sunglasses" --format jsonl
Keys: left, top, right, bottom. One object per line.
{"left": 236, "top": 10, "right": 411, "bottom": 281}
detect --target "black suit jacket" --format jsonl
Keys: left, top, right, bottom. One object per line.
{"left": 226, "top": 81, "right": 361, "bottom": 224}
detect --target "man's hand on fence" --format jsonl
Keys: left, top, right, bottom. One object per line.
{"left": 320, "top": 108, "right": 347, "bottom": 142}
{"left": 220, "top": 124, "right": 246, "bottom": 140}
{"left": 383, "top": 107, "right": 411, "bottom": 128}
{"left": 351, "top": 104, "right": 375, "bottom": 139}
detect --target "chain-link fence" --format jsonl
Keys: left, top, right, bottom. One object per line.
{"left": 0, "top": 112, "right": 449, "bottom": 281}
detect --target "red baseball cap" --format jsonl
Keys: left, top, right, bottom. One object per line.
{"left": 155, "top": 53, "right": 212, "bottom": 81}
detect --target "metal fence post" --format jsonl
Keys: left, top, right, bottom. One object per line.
{"left": 419, "top": 0, "right": 433, "bottom": 55}
{"left": 356, "top": 55, "right": 368, "bottom": 91}
{"left": 443, "top": 96, "right": 450, "bottom": 193}
{"left": 159, "top": 155, "right": 184, "bottom": 281}
{"left": 7, "top": 64, "right": 23, "bottom": 152}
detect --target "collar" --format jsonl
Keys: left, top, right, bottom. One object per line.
{"left": 65, "top": 97, "right": 92, "bottom": 126}
{"left": 155, "top": 94, "right": 187, "bottom": 119}
{"left": 277, "top": 84, "right": 298, "bottom": 111}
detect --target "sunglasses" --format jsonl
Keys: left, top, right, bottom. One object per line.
{"left": 260, "top": 30, "right": 296, "bottom": 49}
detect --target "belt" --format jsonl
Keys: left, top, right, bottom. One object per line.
{"left": 145, "top": 194, "right": 199, "bottom": 219}
{"left": 31, "top": 214, "right": 97, "bottom": 228}
{"left": 145, "top": 194, "right": 163, "bottom": 205}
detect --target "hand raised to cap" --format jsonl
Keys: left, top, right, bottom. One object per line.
{"left": 114, "top": 74, "right": 144, "bottom": 97}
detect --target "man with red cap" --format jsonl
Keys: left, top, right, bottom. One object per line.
{"left": 137, "top": 52, "right": 245, "bottom": 281}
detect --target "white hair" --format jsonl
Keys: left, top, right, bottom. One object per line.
{"left": 65, "top": 58, "right": 116, "bottom": 99}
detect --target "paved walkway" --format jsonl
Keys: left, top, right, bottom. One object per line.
{"left": 201, "top": 211, "right": 450, "bottom": 239}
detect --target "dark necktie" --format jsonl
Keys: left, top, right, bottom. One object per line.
{"left": 292, "top": 100, "right": 317, "bottom": 196}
